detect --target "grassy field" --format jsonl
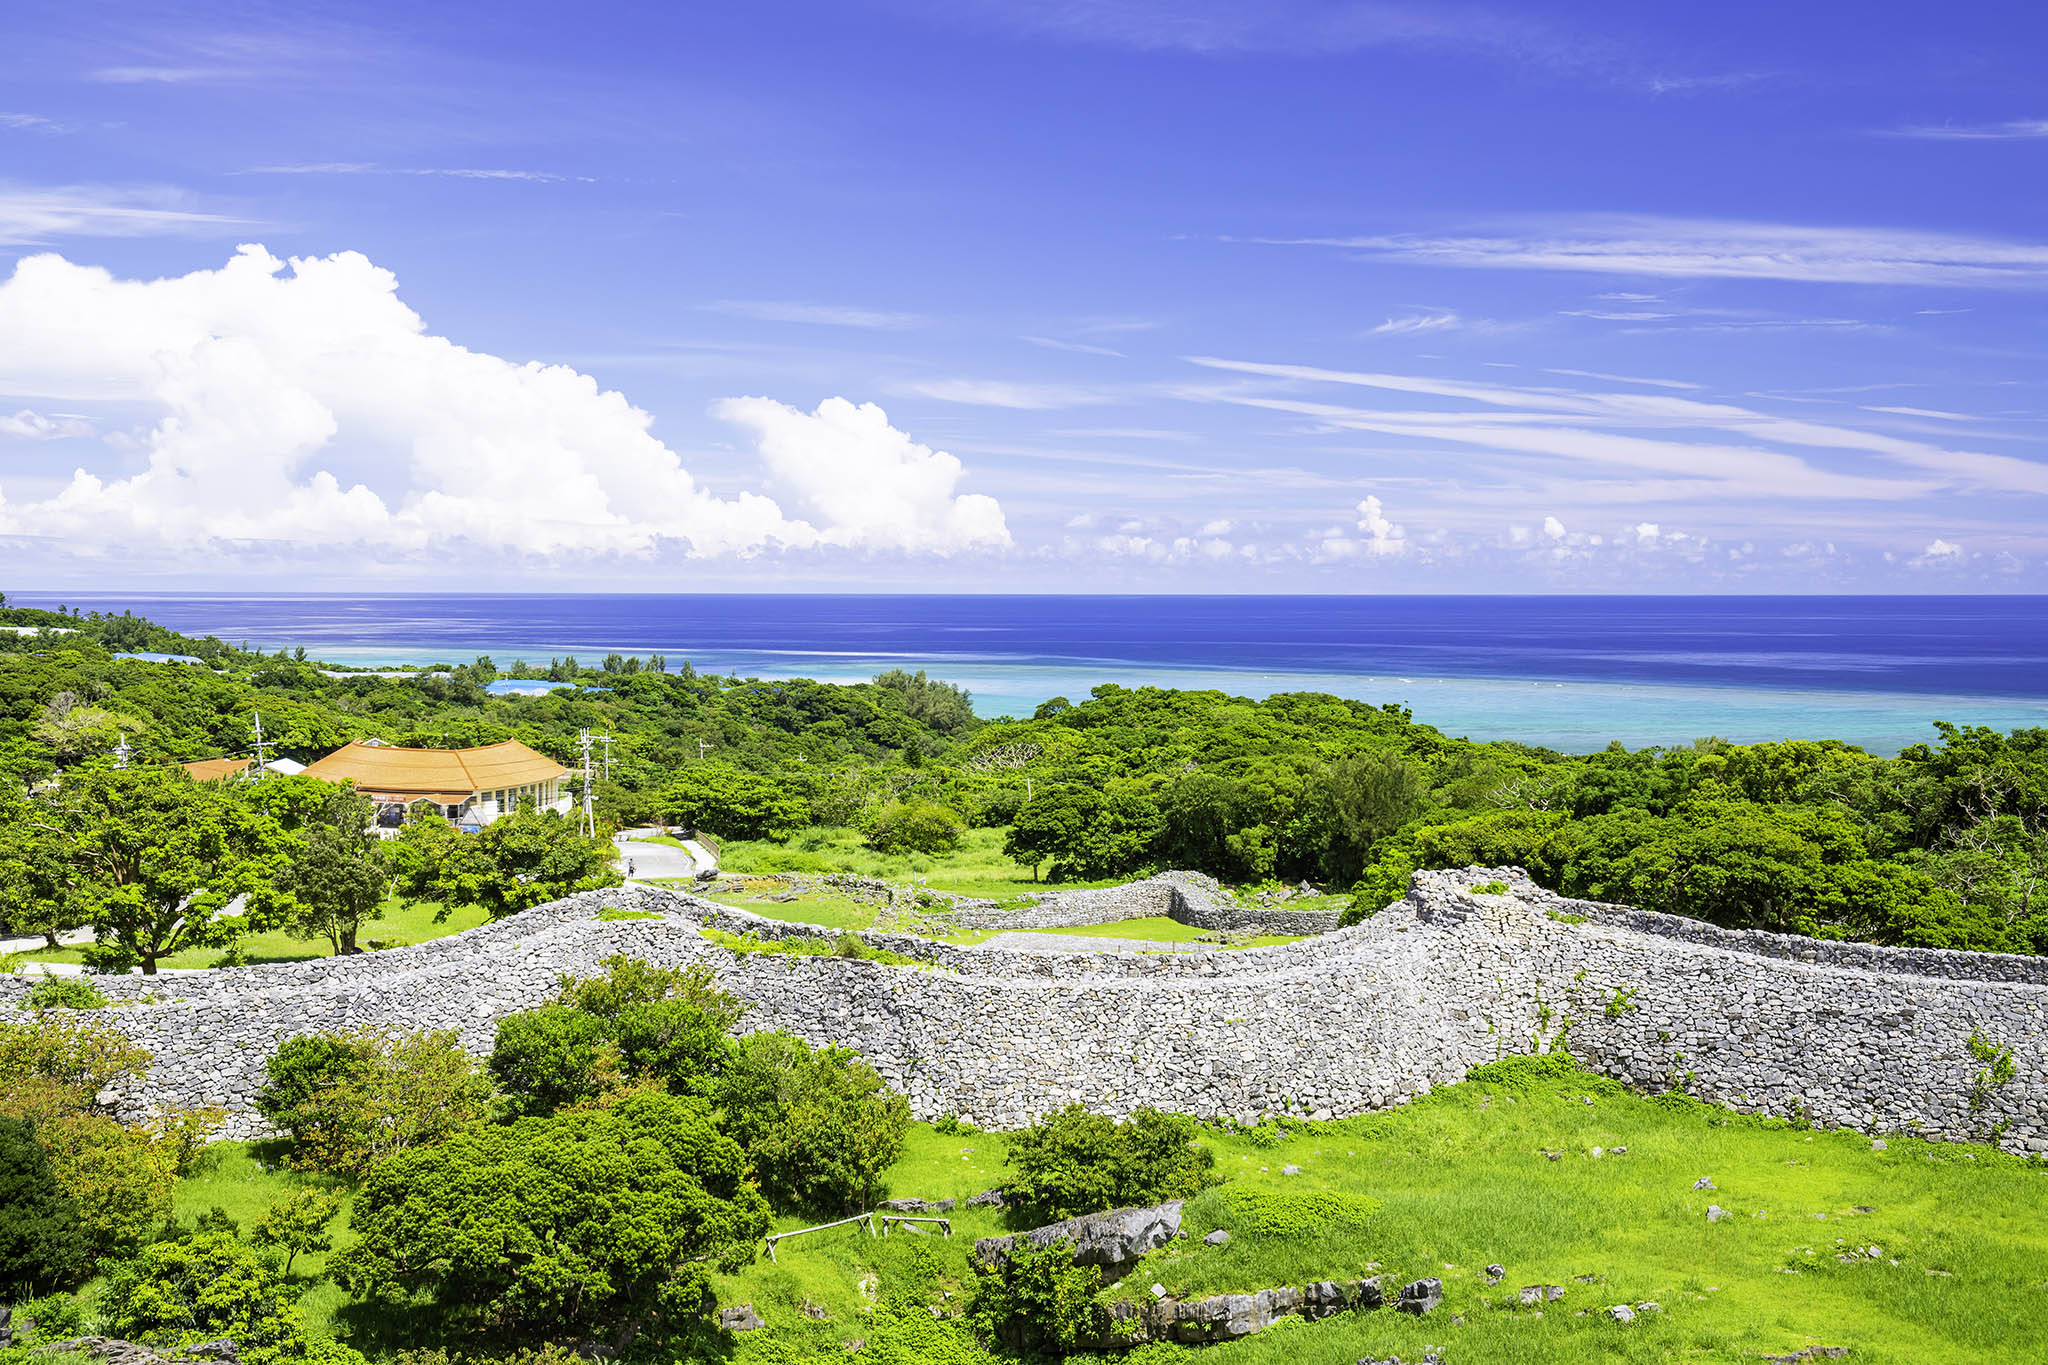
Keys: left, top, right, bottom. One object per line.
{"left": 16, "top": 897, "right": 484, "bottom": 970}
{"left": 1027, "top": 917, "right": 1302, "bottom": 949}
{"left": 702, "top": 881, "right": 883, "bottom": 931}
{"left": 160, "top": 1054, "right": 2047, "bottom": 1363}
{"left": 717, "top": 826, "right": 1126, "bottom": 900}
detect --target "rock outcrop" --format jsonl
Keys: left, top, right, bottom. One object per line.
{"left": 974, "top": 1201, "right": 1185, "bottom": 1281}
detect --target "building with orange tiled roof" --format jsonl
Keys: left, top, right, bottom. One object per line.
{"left": 298, "top": 738, "right": 571, "bottom": 827}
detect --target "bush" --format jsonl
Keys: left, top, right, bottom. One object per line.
{"left": 714, "top": 1030, "right": 910, "bottom": 1214}
{"left": 1206, "top": 1185, "right": 1378, "bottom": 1237}
{"left": 965, "top": 1237, "right": 1109, "bottom": 1354}
{"left": 335, "top": 1089, "right": 770, "bottom": 1346}
{"left": 0, "top": 1116, "right": 92, "bottom": 1294}
{"left": 23, "top": 977, "right": 109, "bottom": 1012}
{"left": 101, "top": 1230, "right": 365, "bottom": 1365}
{"left": 255, "top": 1028, "right": 493, "bottom": 1179}
{"left": 864, "top": 800, "right": 967, "bottom": 856}
{"left": 1003, "top": 1105, "right": 1218, "bottom": 1225}
{"left": 491, "top": 957, "right": 749, "bottom": 1115}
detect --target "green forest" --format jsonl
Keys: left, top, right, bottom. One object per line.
{"left": 2, "top": 595, "right": 2044, "bottom": 957}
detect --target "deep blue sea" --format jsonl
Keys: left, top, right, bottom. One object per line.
{"left": 21, "top": 594, "right": 2048, "bottom": 756}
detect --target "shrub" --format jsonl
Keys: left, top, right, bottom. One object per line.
{"left": 256, "top": 1028, "right": 492, "bottom": 1179}
{"left": 965, "top": 1237, "right": 1109, "bottom": 1354}
{"left": 101, "top": 1230, "right": 365, "bottom": 1365}
{"left": 491, "top": 957, "right": 749, "bottom": 1114}
{"left": 23, "top": 977, "right": 109, "bottom": 1012}
{"left": 865, "top": 800, "right": 967, "bottom": 856}
{"left": 336, "top": 1089, "right": 770, "bottom": 1347}
{"left": 1206, "top": 1185, "right": 1379, "bottom": 1237}
{"left": 250, "top": 1189, "right": 343, "bottom": 1275}
{"left": 1003, "top": 1105, "right": 1218, "bottom": 1225}
{"left": 1462, "top": 1051, "right": 1581, "bottom": 1087}
{"left": 0, "top": 1015, "right": 151, "bottom": 1108}
{"left": 715, "top": 1031, "right": 910, "bottom": 1214}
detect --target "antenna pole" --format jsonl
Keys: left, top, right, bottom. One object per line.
{"left": 249, "top": 711, "right": 272, "bottom": 779}
{"left": 577, "top": 729, "right": 596, "bottom": 838}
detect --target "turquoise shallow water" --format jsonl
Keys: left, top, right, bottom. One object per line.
{"left": 23, "top": 592, "right": 2048, "bottom": 756}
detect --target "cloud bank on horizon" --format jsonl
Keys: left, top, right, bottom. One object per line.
{"left": 1, "top": 0, "right": 2045, "bottom": 589}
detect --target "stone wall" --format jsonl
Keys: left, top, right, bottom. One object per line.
{"left": 5, "top": 870, "right": 2041, "bottom": 1155}
{"left": 946, "top": 871, "right": 1345, "bottom": 937}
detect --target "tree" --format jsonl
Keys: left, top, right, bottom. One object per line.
{"left": 336, "top": 1089, "right": 771, "bottom": 1349}
{"left": 33, "top": 692, "right": 147, "bottom": 763}
{"left": 0, "top": 786, "right": 82, "bottom": 947}
{"left": 391, "top": 806, "right": 618, "bottom": 919}
{"left": 1004, "top": 783, "right": 1162, "bottom": 882}
{"left": 255, "top": 1028, "right": 493, "bottom": 1179}
{"left": 250, "top": 1189, "right": 342, "bottom": 1275}
{"left": 276, "top": 785, "right": 389, "bottom": 954}
{"left": 865, "top": 799, "right": 966, "bottom": 856}
{"left": 1002, "top": 1105, "right": 1217, "bottom": 1225}
{"left": 872, "top": 668, "right": 978, "bottom": 736}
{"left": 56, "top": 766, "right": 292, "bottom": 974}
{"left": 0, "top": 1116, "right": 93, "bottom": 1295}
{"left": 714, "top": 1031, "right": 910, "bottom": 1214}
{"left": 488, "top": 1007, "right": 620, "bottom": 1116}
{"left": 657, "top": 766, "right": 808, "bottom": 841}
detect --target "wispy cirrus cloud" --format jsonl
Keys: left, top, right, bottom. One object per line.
{"left": 1370, "top": 311, "right": 1463, "bottom": 335}
{"left": 1886, "top": 119, "right": 2048, "bottom": 141}
{"left": 707, "top": 299, "right": 925, "bottom": 329}
{"left": 899, "top": 377, "right": 1114, "bottom": 409}
{"left": 1024, "top": 335, "right": 1126, "bottom": 356}
{"left": 1, "top": 113, "right": 70, "bottom": 133}
{"left": 0, "top": 184, "right": 249, "bottom": 245}
{"left": 243, "top": 163, "right": 582, "bottom": 183}
{"left": 1258, "top": 214, "right": 2048, "bottom": 287}
{"left": 1181, "top": 354, "right": 2048, "bottom": 499}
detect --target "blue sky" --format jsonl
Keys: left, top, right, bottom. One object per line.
{"left": 2, "top": 0, "right": 2046, "bottom": 592}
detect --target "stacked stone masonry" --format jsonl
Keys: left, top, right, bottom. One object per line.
{"left": 6, "top": 869, "right": 2040, "bottom": 1154}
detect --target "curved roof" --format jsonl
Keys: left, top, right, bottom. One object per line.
{"left": 300, "top": 739, "right": 567, "bottom": 799}
{"left": 181, "top": 756, "right": 253, "bottom": 783}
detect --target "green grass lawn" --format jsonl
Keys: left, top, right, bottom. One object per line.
{"left": 1028, "top": 916, "right": 1302, "bottom": 949}
{"left": 716, "top": 826, "right": 1128, "bottom": 900}
{"left": 164, "top": 1055, "right": 2047, "bottom": 1364}
{"left": 702, "top": 882, "right": 882, "bottom": 931}
{"left": 16, "top": 897, "right": 485, "bottom": 970}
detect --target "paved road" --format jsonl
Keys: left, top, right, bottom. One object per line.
{"left": 615, "top": 829, "right": 717, "bottom": 883}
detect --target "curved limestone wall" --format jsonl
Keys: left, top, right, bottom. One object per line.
{"left": 5, "top": 870, "right": 2042, "bottom": 1155}
{"left": 946, "top": 871, "right": 1345, "bottom": 937}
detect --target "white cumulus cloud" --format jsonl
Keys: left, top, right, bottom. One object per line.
{"left": 1356, "top": 495, "right": 1407, "bottom": 555}
{"left": 0, "top": 246, "right": 1008, "bottom": 563}
{"left": 710, "top": 396, "right": 1009, "bottom": 554}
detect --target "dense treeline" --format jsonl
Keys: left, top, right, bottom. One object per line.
{"left": 3, "top": 596, "right": 2043, "bottom": 955}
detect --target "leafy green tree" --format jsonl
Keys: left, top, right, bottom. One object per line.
{"left": 0, "top": 787, "right": 82, "bottom": 947}
{"left": 1004, "top": 782, "right": 1162, "bottom": 882}
{"left": 657, "top": 765, "right": 808, "bottom": 841}
{"left": 864, "top": 799, "right": 966, "bottom": 855}
{"left": 250, "top": 1189, "right": 342, "bottom": 1275}
{"left": 336, "top": 1089, "right": 771, "bottom": 1349}
{"left": 1002, "top": 1104, "right": 1217, "bottom": 1225}
{"left": 714, "top": 1031, "right": 910, "bottom": 1214}
{"left": 0, "top": 1116, "right": 93, "bottom": 1294}
{"left": 872, "top": 668, "right": 978, "bottom": 736}
{"left": 32, "top": 693, "right": 147, "bottom": 763}
{"left": 255, "top": 1028, "right": 493, "bottom": 1179}
{"left": 276, "top": 786, "right": 389, "bottom": 954}
{"left": 56, "top": 766, "right": 292, "bottom": 973}
{"left": 392, "top": 806, "right": 617, "bottom": 919}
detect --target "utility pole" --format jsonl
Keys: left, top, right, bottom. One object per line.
{"left": 249, "top": 711, "right": 272, "bottom": 779}
{"left": 599, "top": 730, "right": 614, "bottom": 782}
{"left": 697, "top": 738, "right": 711, "bottom": 761}
{"left": 577, "top": 728, "right": 596, "bottom": 838}
{"left": 112, "top": 735, "right": 130, "bottom": 769}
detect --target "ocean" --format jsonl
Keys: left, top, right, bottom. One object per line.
{"left": 20, "top": 593, "right": 2048, "bottom": 756}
